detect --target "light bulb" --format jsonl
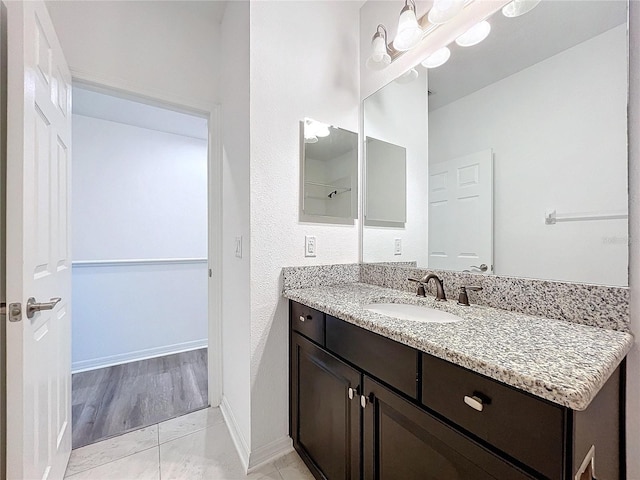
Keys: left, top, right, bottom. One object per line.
{"left": 421, "top": 46, "right": 451, "bottom": 69}
{"left": 502, "top": 0, "right": 541, "bottom": 18}
{"left": 366, "top": 30, "right": 391, "bottom": 70}
{"left": 428, "top": 0, "right": 464, "bottom": 25}
{"left": 394, "top": 3, "right": 423, "bottom": 51}
{"left": 455, "top": 20, "right": 491, "bottom": 47}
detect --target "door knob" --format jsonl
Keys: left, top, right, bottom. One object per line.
{"left": 26, "top": 297, "right": 61, "bottom": 319}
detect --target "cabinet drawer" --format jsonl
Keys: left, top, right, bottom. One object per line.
{"left": 290, "top": 301, "right": 325, "bottom": 346}
{"left": 326, "top": 315, "right": 419, "bottom": 399}
{"left": 422, "top": 354, "right": 566, "bottom": 480}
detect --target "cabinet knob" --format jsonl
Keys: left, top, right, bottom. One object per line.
{"left": 361, "top": 395, "right": 368, "bottom": 409}
{"left": 299, "top": 315, "right": 312, "bottom": 322}
{"left": 464, "top": 395, "right": 484, "bottom": 412}
{"left": 348, "top": 387, "right": 354, "bottom": 400}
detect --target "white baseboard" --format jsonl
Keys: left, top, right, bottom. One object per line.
{"left": 247, "top": 436, "right": 293, "bottom": 473}
{"left": 220, "top": 396, "right": 250, "bottom": 471}
{"left": 71, "top": 339, "right": 208, "bottom": 373}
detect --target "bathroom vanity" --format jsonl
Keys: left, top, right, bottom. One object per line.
{"left": 286, "top": 283, "right": 632, "bottom": 480}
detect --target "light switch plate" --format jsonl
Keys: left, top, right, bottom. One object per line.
{"left": 235, "top": 236, "right": 243, "bottom": 258}
{"left": 394, "top": 238, "right": 402, "bottom": 255}
{"left": 305, "top": 236, "right": 316, "bottom": 257}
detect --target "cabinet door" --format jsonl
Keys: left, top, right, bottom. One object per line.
{"left": 291, "top": 332, "right": 361, "bottom": 480}
{"left": 363, "top": 377, "right": 533, "bottom": 480}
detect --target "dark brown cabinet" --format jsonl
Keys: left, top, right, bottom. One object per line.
{"left": 362, "top": 376, "right": 532, "bottom": 480}
{"left": 289, "top": 300, "right": 624, "bottom": 480}
{"left": 291, "top": 332, "right": 360, "bottom": 480}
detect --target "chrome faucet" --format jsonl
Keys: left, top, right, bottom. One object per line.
{"left": 407, "top": 274, "right": 447, "bottom": 301}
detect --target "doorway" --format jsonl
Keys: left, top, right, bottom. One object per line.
{"left": 69, "top": 85, "right": 210, "bottom": 448}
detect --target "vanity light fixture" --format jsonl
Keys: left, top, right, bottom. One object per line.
{"left": 304, "top": 118, "right": 331, "bottom": 144}
{"left": 455, "top": 20, "right": 491, "bottom": 47}
{"left": 393, "top": 0, "right": 423, "bottom": 52}
{"left": 366, "top": 24, "right": 392, "bottom": 70}
{"left": 421, "top": 46, "right": 451, "bottom": 68}
{"left": 502, "top": 0, "right": 541, "bottom": 18}
{"left": 428, "top": 0, "right": 465, "bottom": 25}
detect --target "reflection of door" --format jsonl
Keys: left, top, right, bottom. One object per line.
{"left": 6, "top": 2, "right": 72, "bottom": 478}
{"left": 428, "top": 150, "right": 493, "bottom": 272}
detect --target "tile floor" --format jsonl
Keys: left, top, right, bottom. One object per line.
{"left": 64, "top": 407, "right": 314, "bottom": 480}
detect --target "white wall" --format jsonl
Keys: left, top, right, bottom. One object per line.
{"left": 429, "top": 25, "right": 628, "bottom": 286}
{"left": 46, "top": 1, "right": 222, "bottom": 106}
{"left": 218, "top": 0, "right": 252, "bottom": 461}
{"left": 248, "top": 0, "right": 360, "bottom": 459}
{"left": 362, "top": 70, "right": 428, "bottom": 264}
{"left": 71, "top": 114, "right": 208, "bottom": 370}
{"left": 627, "top": 1, "right": 639, "bottom": 477}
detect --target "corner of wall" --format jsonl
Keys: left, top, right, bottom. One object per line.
{"left": 626, "top": 1, "right": 639, "bottom": 478}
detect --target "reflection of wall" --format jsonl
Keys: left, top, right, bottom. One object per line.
{"left": 363, "top": 71, "right": 428, "bottom": 264}
{"left": 429, "top": 24, "right": 627, "bottom": 286}
{"left": 305, "top": 150, "right": 355, "bottom": 218}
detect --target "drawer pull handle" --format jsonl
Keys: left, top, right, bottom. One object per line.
{"left": 299, "top": 315, "right": 312, "bottom": 322}
{"left": 464, "top": 395, "right": 484, "bottom": 412}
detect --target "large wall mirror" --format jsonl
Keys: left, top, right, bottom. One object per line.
{"left": 362, "top": 0, "right": 629, "bottom": 286}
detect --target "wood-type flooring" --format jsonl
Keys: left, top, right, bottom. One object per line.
{"left": 71, "top": 348, "right": 208, "bottom": 448}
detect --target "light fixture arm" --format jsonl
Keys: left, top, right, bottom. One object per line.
{"left": 401, "top": 0, "right": 417, "bottom": 14}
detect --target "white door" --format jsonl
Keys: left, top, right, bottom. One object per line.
{"left": 428, "top": 149, "right": 493, "bottom": 273}
{"left": 6, "top": 1, "right": 72, "bottom": 479}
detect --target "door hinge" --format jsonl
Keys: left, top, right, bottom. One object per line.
{"left": 208, "top": 268, "right": 212, "bottom": 278}
{"left": 1, "top": 302, "right": 22, "bottom": 322}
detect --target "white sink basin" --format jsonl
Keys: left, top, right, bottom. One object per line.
{"left": 364, "top": 303, "right": 462, "bottom": 323}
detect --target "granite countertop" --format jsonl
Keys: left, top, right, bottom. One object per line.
{"left": 283, "top": 282, "right": 634, "bottom": 411}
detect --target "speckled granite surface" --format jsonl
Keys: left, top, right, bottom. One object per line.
{"left": 360, "top": 264, "right": 630, "bottom": 332}
{"left": 282, "top": 264, "right": 360, "bottom": 291}
{"left": 283, "top": 282, "right": 633, "bottom": 410}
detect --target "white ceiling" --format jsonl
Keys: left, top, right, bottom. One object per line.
{"left": 72, "top": 86, "right": 209, "bottom": 140}
{"left": 427, "top": 0, "right": 627, "bottom": 111}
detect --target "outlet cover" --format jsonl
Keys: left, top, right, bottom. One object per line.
{"left": 305, "top": 236, "right": 317, "bottom": 257}
{"left": 235, "top": 236, "right": 243, "bottom": 258}
{"left": 394, "top": 238, "right": 402, "bottom": 255}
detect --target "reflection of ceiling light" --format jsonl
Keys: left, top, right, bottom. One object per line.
{"left": 421, "top": 46, "right": 451, "bottom": 68}
{"left": 304, "top": 118, "right": 331, "bottom": 144}
{"left": 502, "top": 0, "right": 541, "bottom": 18}
{"left": 394, "top": 0, "right": 423, "bottom": 52}
{"left": 455, "top": 20, "right": 491, "bottom": 47}
{"left": 395, "top": 68, "right": 419, "bottom": 84}
{"left": 428, "top": 0, "right": 464, "bottom": 25}
{"left": 366, "top": 24, "right": 391, "bottom": 70}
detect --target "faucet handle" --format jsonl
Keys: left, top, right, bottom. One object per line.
{"left": 407, "top": 278, "right": 427, "bottom": 297}
{"left": 457, "top": 286, "right": 483, "bottom": 306}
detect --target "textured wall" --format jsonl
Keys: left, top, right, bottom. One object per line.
{"left": 248, "top": 0, "right": 361, "bottom": 455}
{"left": 220, "top": 0, "right": 252, "bottom": 455}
